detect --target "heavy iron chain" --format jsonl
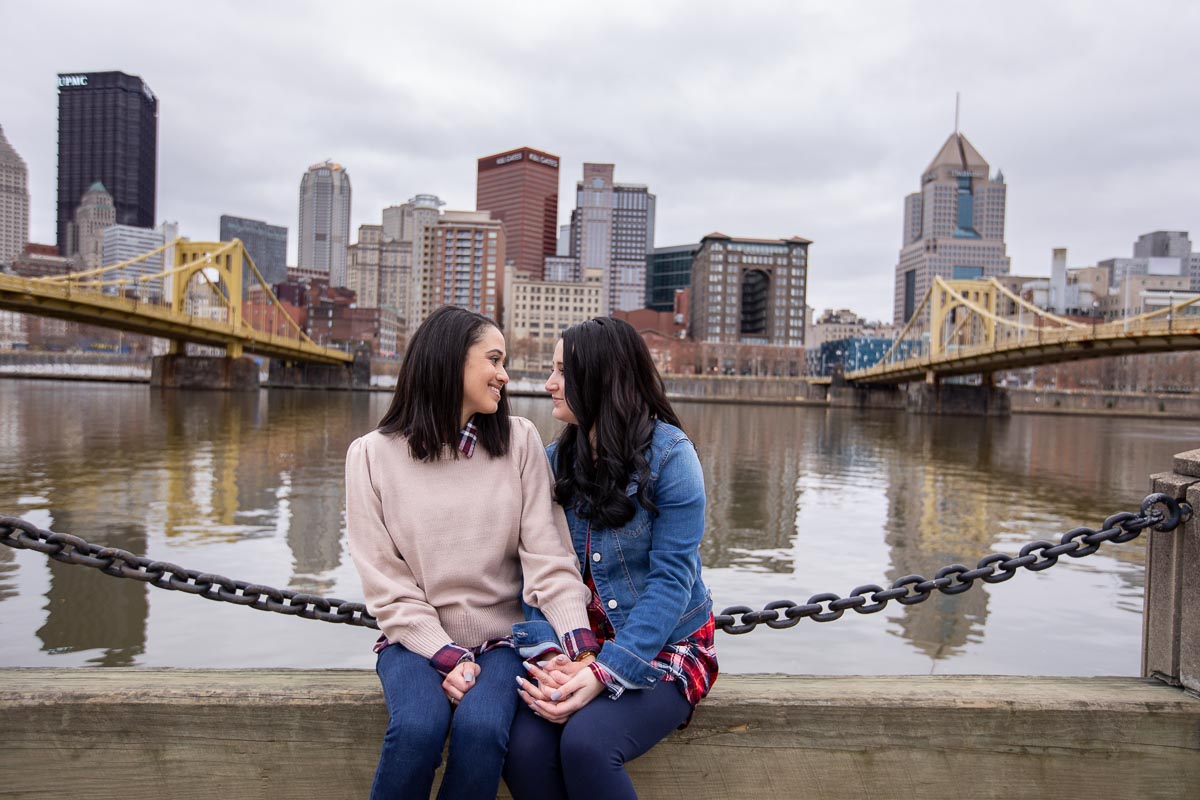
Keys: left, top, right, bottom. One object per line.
{"left": 0, "top": 493, "right": 1191, "bottom": 636}
{"left": 714, "top": 493, "right": 1191, "bottom": 634}
{"left": 0, "top": 517, "right": 379, "bottom": 629}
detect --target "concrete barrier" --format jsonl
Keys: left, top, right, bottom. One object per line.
{"left": 1145, "top": 449, "right": 1200, "bottom": 692}
{"left": 1, "top": 670, "right": 1197, "bottom": 799}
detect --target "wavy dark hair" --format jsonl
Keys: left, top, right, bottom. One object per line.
{"left": 377, "top": 306, "right": 510, "bottom": 461}
{"left": 552, "top": 317, "right": 682, "bottom": 528}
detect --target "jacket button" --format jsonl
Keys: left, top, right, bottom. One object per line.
{"left": 607, "top": 599, "right": 618, "bottom": 610}
{"left": 592, "top": 552, "right": 601, "bottom": 562}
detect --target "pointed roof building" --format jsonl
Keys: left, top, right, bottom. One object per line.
{"left": 0, "top": 124, "right": 31, "bottom": 264}
{"left": 923, "top": 132, "right": 989, "bottom": 182}
{"left": 893, "top": 130, "right": 1011, "bottom": 325}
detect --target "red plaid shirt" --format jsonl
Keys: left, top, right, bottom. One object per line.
{"left": 583, "top": 527, "right": 718, "bottom": 714}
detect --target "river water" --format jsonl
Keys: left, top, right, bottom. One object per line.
{"left": 1, "top": 379, "right": 1195, "bottom": 676}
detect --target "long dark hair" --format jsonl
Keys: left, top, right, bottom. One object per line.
{"left": 553, "top": 317, "right": 682, "bottom": 528}
{"left": 378, "top": 306, "right": 510, "bottom": 460}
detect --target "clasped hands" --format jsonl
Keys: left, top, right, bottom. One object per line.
{"left": 441, "top": 652, "right": 605, "bottom": 723}
{"left": 516, "top": 653, "right": 605, "bottom": 724}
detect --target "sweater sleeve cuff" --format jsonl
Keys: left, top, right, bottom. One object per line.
{"left": 538, "top": 598, "right": 593, "bottom": 643}
{"left": 562, "top": 628, "right": 600, "bottom": 660}
{"left": 430, "top": 644, "right": 473, "bottom": 677}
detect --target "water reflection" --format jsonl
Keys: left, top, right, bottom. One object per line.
{"left": 0, "top": 379, "right": 1196, "bottom": 674}
{"left": 685, "top": 404, "right": 804, "bottom": 572}
{"left": 0, "top": 546, "right": 16, "bottom": 603}
{"left": 37, "top": 513, "right": 147, "bottom": 666}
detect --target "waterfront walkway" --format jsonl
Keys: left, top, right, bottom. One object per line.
{"left": 2, "top": 670, "right": 1197, "bottom": 799}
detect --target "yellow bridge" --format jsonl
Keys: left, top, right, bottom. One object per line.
{"left": 847, "top": 277, "right": 1200, "bottom": 384}
{"left": 0, "top": 239, "right": 351, "bottom": 365}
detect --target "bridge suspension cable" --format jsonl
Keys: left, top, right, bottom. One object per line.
{"left": 36, "top": 237, "right": 187, "bottom": 284}
{"left": 986, "top": 277, "right": 1087, "bottom": 329}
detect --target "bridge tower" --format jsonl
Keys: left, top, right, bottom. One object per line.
{"left": 168, "top": 241, "right": 246, "bottom": 358}
{"left": 930, "top": 279, "right": 998, "bottom": 359}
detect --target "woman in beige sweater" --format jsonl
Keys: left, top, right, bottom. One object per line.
{"left": 345, "top": 306, "right": 591, "bottom": 800}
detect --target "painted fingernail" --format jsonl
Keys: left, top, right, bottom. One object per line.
{"left": 464, "top": 672, "right": 474, "bottom": 683}
{"left": 522, "top": 662, "right": 535, "bottom": 672}
{"left": 550, "top": 690, "right": 562, "bottom": 701}
{"left": 515, "top": 676, "right": 524, "bottom": 687}
{"left": 536, "top": 661, "right": 549, "bottom": 668}
{"left": 555, "top": 655, "right": 568, "bottom": 663}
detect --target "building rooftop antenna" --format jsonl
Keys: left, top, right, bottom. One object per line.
{"left": 955, "top": 92, "right": 961, "bottom": 134}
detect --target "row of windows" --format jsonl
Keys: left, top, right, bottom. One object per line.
{"left": 514, "top": 304, "right": 593, "bottom": 313}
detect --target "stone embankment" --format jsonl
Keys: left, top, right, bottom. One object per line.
{"left": 3, "top": 354, "right": 1200, "bottom": 417}
{"left": 1, "top": 670, "right": 1197, "bottom": 799}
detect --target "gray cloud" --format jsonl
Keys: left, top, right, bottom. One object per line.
{"left": 3, "top": 0, "right": 1198, "bottom": 321}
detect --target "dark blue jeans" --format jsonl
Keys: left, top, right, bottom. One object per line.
{"left": 502, "top": 679, "right": 692, "bottom": 800}
{"left": 371, "top": 643, "right": 523, "bottom": 800}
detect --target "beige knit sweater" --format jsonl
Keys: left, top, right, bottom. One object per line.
{"left": 345, "top": 415, "right": 590, "bottom": 660}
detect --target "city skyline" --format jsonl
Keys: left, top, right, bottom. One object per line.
{"left": 2, "top": 1, "right": 1198, "bottom": 320}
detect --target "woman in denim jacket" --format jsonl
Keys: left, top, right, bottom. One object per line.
{"left": 504, "top": 317, "right": 717, "bottom": 800}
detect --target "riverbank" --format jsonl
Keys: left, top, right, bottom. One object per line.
{"left": 3, "top": 354, "right": 1199, "bottom": 418}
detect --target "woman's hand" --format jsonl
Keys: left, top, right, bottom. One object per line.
{"left": 442, "top": 660, "right": 479, "bottom": 704}
{"left": 532, "top": 653, "right": 594, "bottom": 690}
{"left": 517, "top": 661, "right": 605, "bottom": 724}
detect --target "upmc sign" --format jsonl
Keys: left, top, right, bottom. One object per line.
{"left": 57, "top": 75, "right": 89, "bottom": 88}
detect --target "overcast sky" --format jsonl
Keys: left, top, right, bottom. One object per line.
{"left": 3, "top": 0, "right": 1198, "bottom": 320}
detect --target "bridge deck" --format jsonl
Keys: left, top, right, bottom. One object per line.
{"left": 0, "top": 274, "right": 351, "bottom": 365}
{"left": 848, "top": 319, "right": 1200, "bottom": 384}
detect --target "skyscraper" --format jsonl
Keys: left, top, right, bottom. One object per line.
{"left": 570, "top": 163, "right": 655, "bottom": 313}
{"left": 894, "top": 132, "right": 1010, "bottom": 324}
{"left": 102, "top": 224, "right": 164, "bottom": 298}
{"left": 55, "top": 71, "right": 158, "bottom": 251}
{"left": 0, "top": 124, "right": 30, "bottom": 265}
{"left": 220, "top": 215, "right": 288, "bottom": 288}
{"left": 298, "top": 160, "right": 352, "bottom": 285}
{"left": 67, "top": 182, "right": 115, "bottom": 269}
{"left": 424, "top": 210, "right": 505, "bottom": 324}
{"left": 476, "top": 147, "right": 559, "bottom": 278}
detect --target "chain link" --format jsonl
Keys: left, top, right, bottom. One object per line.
{"left": 712, "top": 492, "right": 1191, "bottom": 633}
{"left": 0, "top": 516, "right": 378, "bottom": 630}
{"left": 0, "top": 493, "right": 1191, "bottom": 636}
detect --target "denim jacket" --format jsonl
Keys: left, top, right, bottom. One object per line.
{"left": 514, "top": 421, "right": 712, "bottom": 690}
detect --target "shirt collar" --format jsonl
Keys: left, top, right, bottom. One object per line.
{"left": 457, "top": 416, "right": 479, "bottom": 458}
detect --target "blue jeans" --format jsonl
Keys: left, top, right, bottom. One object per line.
{"left": 372, "top": 643, "right": 523, "bottom": 800}
{"left": 502, "top": 680, "right": 692, "bottom": 800}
